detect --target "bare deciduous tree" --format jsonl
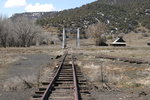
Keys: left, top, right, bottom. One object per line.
{"left": 87, "top": 22, "right": 107, "bottom": 46}
{"left": 0, "top": 14, "right": 42, "bottom": 47}
{"left": 0, "top": 15, "right": 12, "bottom": 47}
{"left": 13, "top": 17, "right": 41, "bottom": 47}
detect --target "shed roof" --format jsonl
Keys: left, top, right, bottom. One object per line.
{"left": 113, "top": 38, "right": 125, "bottom": 43}
{"left": 111, "top": 37, "right": 126, "bottom": 45}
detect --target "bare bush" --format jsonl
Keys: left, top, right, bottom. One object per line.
{"left": 86, "top": 22, "right": 107, "bottom": 46}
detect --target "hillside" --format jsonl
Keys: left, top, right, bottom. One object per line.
{"left": 36, "top": 0, "right": 150, "bottom": 34}
{"left": 12, "top": 0, "right": 150, "bottom": 34}
{"left": 98, "top": 0, "right": 144, "bottom": 5}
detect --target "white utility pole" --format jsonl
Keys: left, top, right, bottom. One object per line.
{"left": 76, "top": 28, "right": 80, "bottom": 48}
{"left": 62, "top": 28, "right": 66, "bottom": 48}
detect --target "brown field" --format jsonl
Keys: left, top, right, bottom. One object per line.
{"left": 0, "top": 32, "right": 150, "bottom": 100}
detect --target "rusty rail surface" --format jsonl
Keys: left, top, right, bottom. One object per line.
{"left": 41, "top": 52, "right": 80, "bottom": 100}
{"left": 41, "top": 52, "right": 68, "bottom": 100}
{"left": 97, "top": 54, "right": 150, "bottom": 64}
{"left": 72, "top": 55, "right": 79, "bottom": 100}
{"left": 32, "top": 51, "right": 90, "bottom": 100}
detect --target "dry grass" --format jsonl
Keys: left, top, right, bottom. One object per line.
{"left": 80, "top": 62, "right": 128, "bottom": 87}
{"left": 124, "top": 32, "right": 150, "bottom": 47}
{"left": 39, "top": 65, "right": 54, "bottom": 82}
{"left": 0, "top": 31, "right": 150, "bottom": 91}
{"left": 0, "top": 46, "right": 63, "bottom": 66}
{"left": 2, "top": 74, "right": 37, "bottom": 91}
{"left": 77, "top": 53, "right": 150, "bottom": 89}
{"left": 0, "top": 45, "right": 63, "bottom": 93}
{"left": 0, "top": 55, "right": 28, "bottom": 66}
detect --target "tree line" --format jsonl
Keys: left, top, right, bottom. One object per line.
{"left": 0, "top": 15, "right": 41, "bottom": 48}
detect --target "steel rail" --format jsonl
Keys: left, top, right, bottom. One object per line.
{"left": 41, "top": 52, "right": 68, "bottom": 100}
{"left": 98, "top": 54, "right": 150, "bottom": 64}
{"left": 71, "top": 55, "right": 79, "bottom": 100}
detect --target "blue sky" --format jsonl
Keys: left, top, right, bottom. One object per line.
{"left": 0, "top": 0, "right": 96, "bottom": 17}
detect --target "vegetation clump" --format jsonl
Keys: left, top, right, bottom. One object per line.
{"left": 87, "top": 22, "right": 107, "bottom": 46}
{"left": 0, "top": 15, "right": 42, "bottom": 47}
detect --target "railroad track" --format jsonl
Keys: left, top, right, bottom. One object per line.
{"left": 32, "top": 52, "right": 91, "bottom": 100}
{"left": 97, "top": 54, "right": 150, "bottom": 65}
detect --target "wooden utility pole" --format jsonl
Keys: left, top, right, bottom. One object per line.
{"left": 101, "top": 62, "right": 104, "bottom": 83}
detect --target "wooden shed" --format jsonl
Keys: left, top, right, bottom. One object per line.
{"left": 110, "top": 37, "right": 126, "bottom": 46}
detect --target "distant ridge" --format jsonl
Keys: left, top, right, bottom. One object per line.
{"left": 11, "top": 12, "right": 57, "bottom": 20}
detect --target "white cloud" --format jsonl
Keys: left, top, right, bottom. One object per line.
{"left": 4, "top": 0, "right": 27, "bottom": 8}
{"left": 25, "top": 3, "right": 55, "bottom": 12}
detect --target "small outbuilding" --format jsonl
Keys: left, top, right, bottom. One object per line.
{"left": 110, "top": 37, "right": 126, "bottom": 46}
